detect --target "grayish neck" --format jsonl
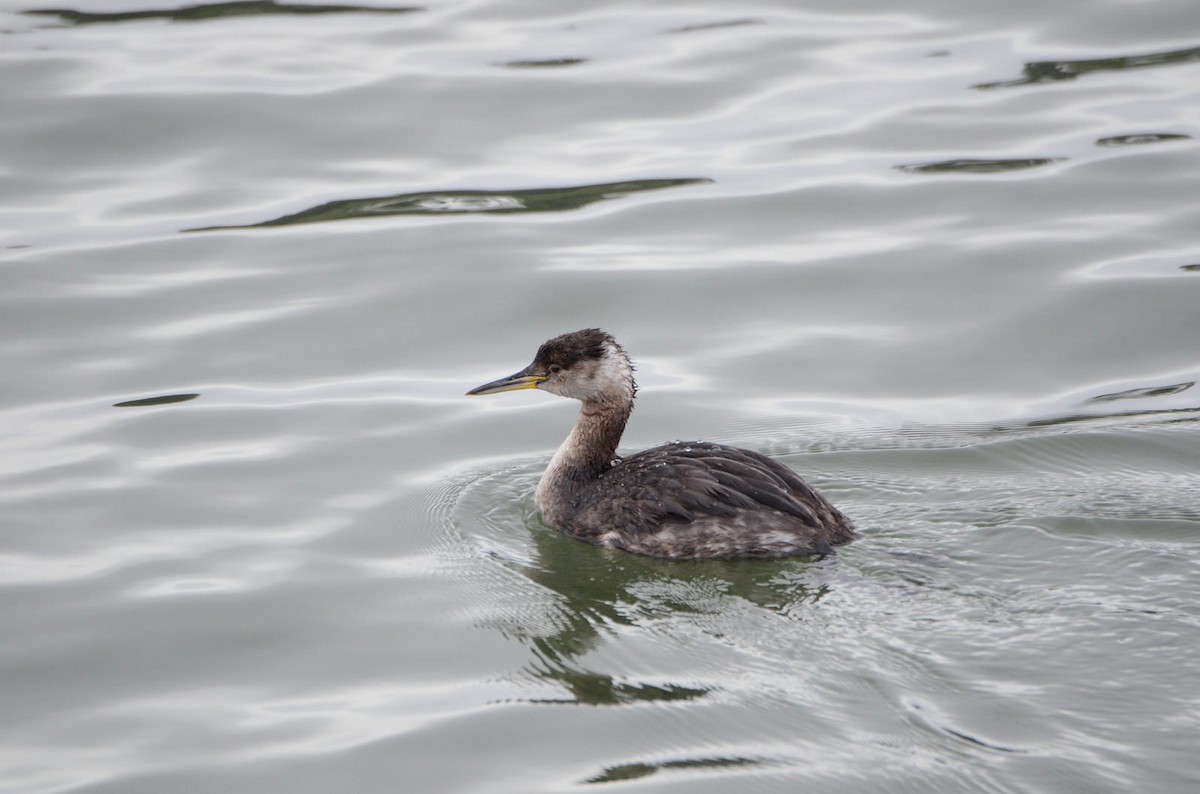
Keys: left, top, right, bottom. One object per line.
{"left": 535, "top": 392, "right": 632, "bottom": 524}
{"left": 563, "top": 394, "right": 632, "bottom": 473}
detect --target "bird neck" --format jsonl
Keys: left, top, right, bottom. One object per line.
{"left": 536, "top": 393, "right": 632, "bottom": 519}
{"left": 561, "top": 394, "right": 632, "bottom": 475}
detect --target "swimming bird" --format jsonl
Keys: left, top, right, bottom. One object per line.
{"left": 467, "top": 329, "right": 855, "bottom": 559}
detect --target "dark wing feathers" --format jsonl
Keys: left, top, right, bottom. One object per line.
{"left": 671, "top": 445, "right": 822, "bottom": 524}
{"left": 587, "top": 441, "right": 848, "bottom": 535}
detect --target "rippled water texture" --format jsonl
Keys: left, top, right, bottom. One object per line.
{"left": 2, "top": 1, "right": 1199, "bottom": 792}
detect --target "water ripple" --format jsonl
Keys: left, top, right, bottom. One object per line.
{"left": 6, "top": 1, "right": 1200, "bottom": 790}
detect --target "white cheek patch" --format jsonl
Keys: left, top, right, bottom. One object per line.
{"left": 543, "top": 342, "right": 634, "bottom": 401}
{"left": 591, "top": 341, "right": 635, "bottom": 398}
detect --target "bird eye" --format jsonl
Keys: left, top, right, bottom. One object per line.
{"left": 548, "top": 364, "right": 562, "bottom": 375}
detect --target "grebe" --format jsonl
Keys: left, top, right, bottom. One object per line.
{"left": 466, "top": 329, "right": 855, "bottom": 559}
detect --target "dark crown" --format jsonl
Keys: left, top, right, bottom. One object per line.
{"left": 534, "top": 328, "right": 615, "bottom": 368}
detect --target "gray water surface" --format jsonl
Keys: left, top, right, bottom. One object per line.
{"left": 2, "top": 1, "right": 1199, "bottom": 792}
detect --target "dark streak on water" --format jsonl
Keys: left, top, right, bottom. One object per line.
{"left": 1096, "top": 133, "right": 1192, "bottom": 146}
{"left": 500, "top": 58, "right": 589, "bottom": 68}
{"left": 1086, "top": 381, "right": 1194, "bottom": 403}
{"left": 185, "top": 179, "right": 713, "bottom": 231}
{"left": 895, "top": 158, "right": 1065, "bottom": 174}
{"left": 113, "top": 393, "right": 201, "bottom": 407}
{"left": 942, "top": 728, "right": 1025, "bottom": 755}
{"left": 521, "top": 672, "right": 709, "bottom": 707}
{"left": 974, "top": 43, "right": 1200, "bottom": 89}
{"left": 584, "top": 755, "right": 765, "bottom": 784}
{"left": 23, "top": 1, "right": 422, "bottom": 25}
{"left": 666, "top": 19, "right": 762, "bottom": 34}
{"left": 1022, "top": 406, "right": 1200, "bottom": 430}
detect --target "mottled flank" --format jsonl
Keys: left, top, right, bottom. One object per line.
{"left": 580, "top": 442, "right": 855, "bottom": 559}
{"left": 469, "top": 329, "right": 855, "bottom": 560}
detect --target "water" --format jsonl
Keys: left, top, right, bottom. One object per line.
{"left": 2, "top": 1, "right": 1199, "bottom": 791}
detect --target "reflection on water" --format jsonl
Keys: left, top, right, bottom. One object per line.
{"left": 23, "top": 1, "right": 421, "bottom": 25}
{"left": 895, "top": 158, "right": 1064, "bottom": 174}
{"left": 186, "top": 179, "right": 711, "bottom": 231}
{"left": 584, "top": 756, "right": 764, "bottom": 784}
{"left": 112, "top": 393, "right": 201, "bottom": 408}
{"left": 1086, "top": 381, "right": 1193, "bottom": 403}
{"left": 505, "top": 526, "right": 720, "bottom": 707}
{"left": 1023, "top": 406, "right": 1200, "bottom": 429}
{"left": 451, "top": 472, "right": 834, "bottom": 708}
{"left": 666, "top": 19, "right": 762, "bottom": 34}
{"left": 1096, "top": 133, "right": 1192, "bottom": 147}
{"left": 974, "top": 44, "right": 1200, "bottom": 89}
{"left": 973, "top": 378, "right": 1200, "bottom": 431}
{"left": 1020, "top": 379, "right": 1200, "bottom": 429}
{"left": 500, "top": 58, "right": 588, "bottom": 69}
{"left": 524, "top": 656, "right": 709, "bottom": 707}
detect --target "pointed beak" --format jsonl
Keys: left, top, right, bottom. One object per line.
{"left": 466, "top": 365, "right": 546, "bottom": 396}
